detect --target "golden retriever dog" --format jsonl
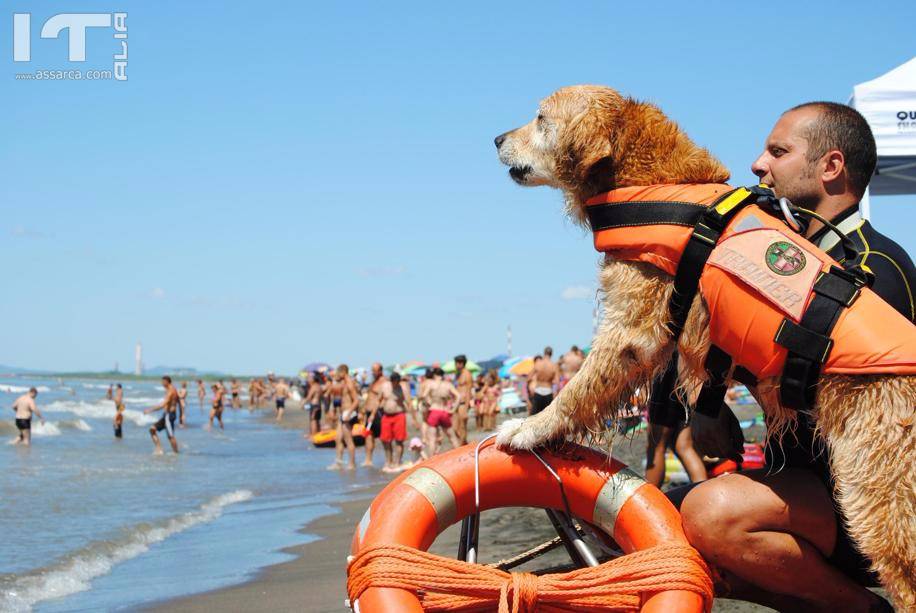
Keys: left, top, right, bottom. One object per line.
{"left": 493, "top": 85, "right": 916, "bottom": 608}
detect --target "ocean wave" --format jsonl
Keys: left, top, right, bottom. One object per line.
{"left": 44, "top": 400, "right": 156, "bottom": 426}
{"left": 0, "top": 419, "right": 93, "bottom": 437}
{"left": 0, "top": 489, "right": 254, "bottom": 612}
{"left": 0, "top": 385, "right": 51, "bottom": 394}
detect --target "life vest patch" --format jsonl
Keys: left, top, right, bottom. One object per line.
{"left": 707, "top": 229, "right": 821, "bottom": 321}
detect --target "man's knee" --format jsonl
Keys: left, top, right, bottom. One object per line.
{"left": 681, "top": 476, "right": 750, "bottom": 557}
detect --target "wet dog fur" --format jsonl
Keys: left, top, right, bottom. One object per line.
{"left": 494, "top": 85, "right": 916, "bottom": 608}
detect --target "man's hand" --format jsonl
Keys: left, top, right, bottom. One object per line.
{"left": 690, "top": 404, "right": 744, "bottom": 462}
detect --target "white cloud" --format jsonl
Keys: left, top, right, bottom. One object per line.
{"left": 561, "top": 285, "right": 593, "bottom": 301}
{"left": 149, "top": 287, "right": 166, "bottom": 299}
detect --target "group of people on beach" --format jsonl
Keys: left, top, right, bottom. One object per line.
{"left": 306, "top": 347, "right": 586, "bottom": 473}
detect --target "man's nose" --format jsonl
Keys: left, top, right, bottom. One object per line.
{"left": 494, "top": 132, "right": 508, "bottom": 149}
{"left": 750, "top": 156, "right": 767, "bottom": 179}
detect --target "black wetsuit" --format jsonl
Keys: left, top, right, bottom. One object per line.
{"left": 766, "top": 205, "right": 916, "bottom": 584}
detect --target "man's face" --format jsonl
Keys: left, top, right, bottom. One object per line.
{"left": 161, "top": 379, "right": 169, "bottom": 389}
{"left": 751, "top": 108, "right": 822, "bottom": 208}
{"left": 30, "top": 390, "right": 37, "bottom": 398}
{"left": 372, "top": 364, "right": 382, "bottom": 379}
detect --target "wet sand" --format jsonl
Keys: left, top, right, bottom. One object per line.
{"left": 152, "top": 401, "right": 774, "bottom": 612}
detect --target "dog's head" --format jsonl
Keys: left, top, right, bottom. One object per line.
{"left": 495, "top": 85, "right": 622, "bottom": 191}
{"left": 495, "top": 85, "right": 729, "bottom": 224}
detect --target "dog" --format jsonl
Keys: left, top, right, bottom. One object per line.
{"left": 493, "top": 85, "right": 916, "bottom": 607}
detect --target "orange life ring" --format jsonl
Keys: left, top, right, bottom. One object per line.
{"left": 349, "top": 442, "right": 705, "bottom": 612}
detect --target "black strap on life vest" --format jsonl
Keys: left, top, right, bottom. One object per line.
{"left": 775, "top": 266, "right": 864, "bottom": 409}
{"left": 604, "top": 187, "right": 764, "bottom": 426}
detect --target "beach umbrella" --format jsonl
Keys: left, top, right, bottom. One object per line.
{"left": 498, "top": 356, "right": 529, "bottom": 378}
{"left": 302, "top": 362, "right": 331, "bottom": 373}
{"left": 441, "top": 359, "right": 481, "bottom": 374}
{"left": 508, "top": 357, "right": 535, "bottom": 376}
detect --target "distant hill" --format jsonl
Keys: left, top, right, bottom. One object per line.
{"left": 0, "top": 364, "right": 49, "bottom": 375}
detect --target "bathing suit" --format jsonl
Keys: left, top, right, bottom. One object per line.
{"left": 340, "top": 408, "right": 359, "bottom": 426}
{"left": 530, "top": 387, "right": 553, "bottom": 416}
{"left": 308, "top": 403, "right": 321, "bottom": 422}
{"left": 332, "top": 398, "right": 342, "bottom": 409}
{"left": 368, "top": 411, "right": 382, "bottom": 437}
{"left": 275, "top": 398, "right": 286, "bottom": 410}
{"left": 426, "top": 409, "right": 452, "bottom": 429}
{"left": 154, "top": 411, "right": 176, "bottom": 437}
{"left": 15, "top": 417, "right": 31, "bottom": 431}
{"left": 114, "top": 423, "right": 122, "bottom": 438}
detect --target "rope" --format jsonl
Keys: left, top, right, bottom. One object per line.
{"left": 485, "top": 536, "right": 564, "bottom": 570}
{"left": 347, "top": 542, "right": 714, "bottom": 612}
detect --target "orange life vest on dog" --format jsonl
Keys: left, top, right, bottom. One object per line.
{"left": 585, "top": 184, "right": 916, "bottom": 383}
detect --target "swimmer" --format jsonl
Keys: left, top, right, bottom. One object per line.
{"left": 113, "top": 383, "right": 125, "bottom": 438}
{"left": 196, "top": 379, "right": 206, "bottom": 409}
{"left": 177, "top": 381, "right": 188, "bottom": 427}
{"left": 305, "top": 372, "right": 323, "bottom": 435}
{"left": 230, "top": 378, "right": 241, "bottom": 409}
{"left": 106, "top": 384, "right": 113, "bottom": 401}
{"left": 274, "top": 378, "right": 289, "bottom": 421}
{"left": 208, "top": 383, "right": 224, "bottom": 430}
{"left": 143, "top": 375, "right": 180, "bottom": 454}
{"left": 11, "top": 387, "right": 44, "bottom": 446}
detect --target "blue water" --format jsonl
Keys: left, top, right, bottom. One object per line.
{"left": 0, "top": 377, "right": 384, "bottom": 612}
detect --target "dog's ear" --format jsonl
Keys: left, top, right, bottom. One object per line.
{"left": 558, "top": 110, "right": 617, "bottom": 194}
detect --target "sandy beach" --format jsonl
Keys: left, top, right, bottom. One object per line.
{"left": 151, "top": 403, "right": 774, "bottom": 612}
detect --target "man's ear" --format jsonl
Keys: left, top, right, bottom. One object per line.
{"left": 821, "top": 150, "right": 845, "bottom": 183}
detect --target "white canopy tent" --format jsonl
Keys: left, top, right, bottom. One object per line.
{"left": 850, "top": 57, "right": 916, "bottom": 218}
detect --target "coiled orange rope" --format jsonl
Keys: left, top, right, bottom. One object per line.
{"left": 347, "top": 542, "right": 713, "bottom": 612}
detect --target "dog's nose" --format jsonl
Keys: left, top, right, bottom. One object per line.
{"left": 494, "top": 133, "right": 507, "bottom": 149}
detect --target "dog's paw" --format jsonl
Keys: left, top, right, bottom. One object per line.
{"left": 496, "top": 417, "right": 548, "bottom": 450}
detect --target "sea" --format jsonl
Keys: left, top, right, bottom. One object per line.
{"left": 0, "top": 376, "right": 384, "bottom": 612}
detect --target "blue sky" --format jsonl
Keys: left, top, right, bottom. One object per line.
{"left": 2, "top": 1, "right": 915, "bottom": 374}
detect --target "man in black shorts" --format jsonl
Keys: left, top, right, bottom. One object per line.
{"left": 144, "top": 375, "right": 180, "bottom": 454}
{"left": 12, "top": 387, "right": 44, "bottom": 446}
{"left": 679, "top": 102, "right": 914, "bottom": 611}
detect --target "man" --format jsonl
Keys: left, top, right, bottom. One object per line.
{"left": 453, "top": 355, "right": 474, "bottom": 444}
{"left": 329, "top": 364, "right": 360, "bottom": 470}
{"left": 361, "top": 362, "right": 385, "bottom": 467}
{"left": 113, "top": 383, "right": 125, "bottom": 438}
{"left": 144, "top": 376, "right": 180, "bottom": 454}
{"left": 558, "top": 345, "right": 584, "bottom": 389}
{"left": 680, "top": 102, "right": 915, "bottom": 612}
{"left": 208, "top": 383, "right": 225, "bottom": 430}
{"left": 11, "top": 387, "right": 44, "bottom": 445}
{"left": 305, "top": 372, "right": 324, "bottom": 435}
{"left": 274, "top": 377, "right": 289, "bottom": 421}
{"left": 378, "top": 372, "right": 421, "bottom": 471}
{"left": 177, "top": 381, "right": 188, "bottom": 427}
{"left": 230, "top": 378, "right": 241, "bottom": 409}
{"left": 529, "top": 346, "right": 559, "bottom": 416}
{"left": 196, "top": 379, "right": 206, "bottom": 408}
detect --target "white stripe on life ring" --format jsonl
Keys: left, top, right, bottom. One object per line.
{"left": 592, "top": 467, "right": 645, "bottom": 536}
{"left": 403, "top": 467, "right": 458, "bottom": 532}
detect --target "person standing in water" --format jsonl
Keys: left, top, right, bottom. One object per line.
{"left": 106, "top": 384, "right": 113, "bottom": 401}
{"left": 230, "top": 379, "right": 241, "bottom": 408}
{"left": 208, "top": 383, "right": 224, "bottom": 430}
{"left": 177, "top": 381, "right": 188, "bottom": 427}
{"left": 329, "top": 365, "right": 359, "bottom": 470}
{"left": 274, "top": 378, "right": 290, "bottom": 421}
{"left": 11, "top": 387, "right": 44, "bottom": 446}
{"left": 113, "top": 383, "right": 125, "bottom": 438}
{"left": 196, "top": 379, "right": 206, "bottom": 409}
{"left": 305, "top": 372, "right": 324, "bottom": 435}
{"left": 144, "top": 376, "right": 180, "bottom": 454}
